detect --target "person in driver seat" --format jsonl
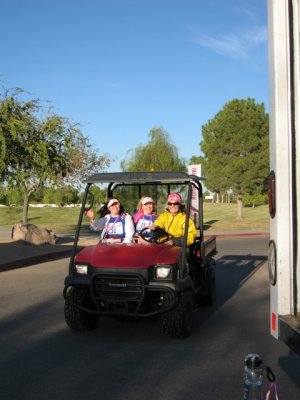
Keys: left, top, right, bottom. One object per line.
{"left": 150, "top": 193, "right": 197, "bottom": 247}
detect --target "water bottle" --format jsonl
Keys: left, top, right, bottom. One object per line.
{"left": 243, "top": 354, "right": 264, "bottom": 400}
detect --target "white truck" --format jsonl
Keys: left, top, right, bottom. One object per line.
{"left": 268, "top": 0, "right": 300, "bottom": 355}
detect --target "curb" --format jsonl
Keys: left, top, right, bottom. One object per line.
{"left": 207, "top": 231, "right": 270, "bottom": 238}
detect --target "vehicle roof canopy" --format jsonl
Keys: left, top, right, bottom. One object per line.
{"left": 85, "top": 171, "right": 204, "bottom": 185}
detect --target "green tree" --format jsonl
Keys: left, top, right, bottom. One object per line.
{"left": 0, "top": 88, "right": 111, "bottom": 223}
{"left": 0, "top": 184, "right": 5, "bottom": 204}
{"left": 62, "top": 187, "right": 79, "bottom": 205}
{"left": 189, "top": 155, "right": 205, "bottom": 166}
{"left": 89, "top": 186, "right": 106, "bottom": 207}
{"left": 5, "top": 187, "right": 23, "bottom": 206}
{"left": 0, "top": 91, "right": 52, "bottom": 221}
{"left": 57, "top": 124, "right": 111, "bottom": 189}
{"left": 43, "top": 188, "right": 56, "bottom": 204}
{"left": 121, "top": 127, "right": 186, "bottom": 172}
{"left": 54, "top": 187, "right": 79, "bottom": 206}
{"left": 199, "top": 98, "right": 269, "bottom": 217}
{"left": 30, "top": 187, "right": 44, "bottom": 203}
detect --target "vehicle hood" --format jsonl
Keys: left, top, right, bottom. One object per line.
{"left": 75, "top": 243, "right": 181, "bottom": 269}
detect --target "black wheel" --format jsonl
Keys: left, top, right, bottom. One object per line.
{"left": 140, "top": 226, "right": 170, "bottom": 244}
{"left": 64, "top": 287, "right": 99, "bottom": 331}
{"left": 196, "top": 266, "right": 216, "bottom": 306}
{"left": 162, "top": 291, "right": 194, "bottom": 338}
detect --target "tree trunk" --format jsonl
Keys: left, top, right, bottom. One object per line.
{"left": 227, "top": 192, "right": 231, "bottom": 203}
{"left": 22, "top": 191, "right": 30, "bottom": 223}
{"left": 237, "top": 193, "right": 243, "bottom": 218}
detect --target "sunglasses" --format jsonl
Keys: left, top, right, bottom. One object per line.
{"left": 168, "top": 202, "right": 180, "bottom": 206}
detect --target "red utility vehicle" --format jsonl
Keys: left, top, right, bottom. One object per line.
{"left": 63, "top": 171, "right": 217, "bottom": 338}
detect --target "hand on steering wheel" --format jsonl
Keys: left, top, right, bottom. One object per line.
{"left": 139, "top": 226, "right": 170, "bottom": 244}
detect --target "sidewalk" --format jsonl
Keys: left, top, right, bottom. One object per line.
{"left": 0, "top": 225, "right": 76, "bottom": 272}
{"left": 0, "top": 225, "right": 269, "bottom": 272}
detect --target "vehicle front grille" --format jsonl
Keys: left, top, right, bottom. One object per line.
{"left": 93, "top": 274, "right": 144, "bottom": 301}
{"left": 91, "top": 273, "right": 175, "bottom": 317}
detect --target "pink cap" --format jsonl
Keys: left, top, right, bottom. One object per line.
{"left": 107, "top": 198, "right": 120, "bottom": 208}
{"left": 167, "top": 193, "right": 182, "bottom": 204}
{"left": 142, "top": 197, "right": 154, "bottom": 205}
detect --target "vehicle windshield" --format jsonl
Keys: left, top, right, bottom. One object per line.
{"left": 78, "top": 180, "right": 199, "bottom": 243}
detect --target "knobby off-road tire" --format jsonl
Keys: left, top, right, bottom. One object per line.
{"left": 162, "top": 291, "right": 194, "bottom": 338}
{"left": 64, "top": 287, "right": 99, "bottom": 331}
{"left": 196, "top": 266, "right": 216, "bottom": 306}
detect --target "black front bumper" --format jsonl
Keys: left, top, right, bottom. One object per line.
{"left": 63, "top": 272, "right": 192, "bottom": 318}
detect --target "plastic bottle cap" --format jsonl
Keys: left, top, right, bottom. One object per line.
{"left": 245, "top": 354, "right": 263, "bottom": 368}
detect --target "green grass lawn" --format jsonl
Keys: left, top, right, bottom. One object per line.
{"left": 0, "top": 206, "right": 81, "bottom": 234}
{"left": 203, "top": 203, "right": 269, "bottom": 232}
{"left": 0, "top": 203, "right": 270, "bottom": 234}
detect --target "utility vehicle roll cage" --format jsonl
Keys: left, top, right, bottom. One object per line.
{"left": 69, "top": 171, "right": 205, "bottom": 273}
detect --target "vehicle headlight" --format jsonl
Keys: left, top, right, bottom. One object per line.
{"left": 155, "top": 265, "right": 171, "bottom": 279}
{"left": 75, "top": 264, "right": 88, "bottom": 275}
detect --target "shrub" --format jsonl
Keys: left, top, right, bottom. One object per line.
{"left": 243, "top": 193, "right": 268, "bottom": 207}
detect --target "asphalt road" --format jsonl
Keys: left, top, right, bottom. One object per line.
{"left": 0, "top": 236, "right": 299, "bottom": 400}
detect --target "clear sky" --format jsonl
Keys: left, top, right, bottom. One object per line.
{"left": 1, "top": 0, "right": 268, "bottom": 172}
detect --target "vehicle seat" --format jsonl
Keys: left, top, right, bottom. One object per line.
{"left": 190, "top": 239, "right": 202, "bottom": 262}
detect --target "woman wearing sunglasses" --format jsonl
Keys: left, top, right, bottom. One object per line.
{"left": 150, "top": 193, "right": 197, "bottom": 246}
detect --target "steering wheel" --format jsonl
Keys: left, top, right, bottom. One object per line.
{"left": 139, "top": 226, "right": 170, "bottom": 244}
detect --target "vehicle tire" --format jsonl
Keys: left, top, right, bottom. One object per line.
{"left": 162, "top": 291, "right": 194, "bottom": 338}
{"left": 197, "top": 266, "right": 216, "bottom": 306}
{"left": 64, "top": 287, "right": 99, "bottom": 331}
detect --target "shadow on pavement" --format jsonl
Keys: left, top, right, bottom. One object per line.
{"left": 193, "top": 253, "right": 268, "bottom": 329}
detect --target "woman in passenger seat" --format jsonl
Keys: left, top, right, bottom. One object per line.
{"left": 133, "top": 196, "right": 157, "bottom": 243}
{"left": 85, "top": 198, "right": 135, "bottom": 243}
{"left": 133, "top": 196, "right": 157, "bottom": 233}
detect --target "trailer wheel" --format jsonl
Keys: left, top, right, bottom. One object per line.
{"left": 162, "top": 291, "right": 194, "bottom": 338}
{"left": 64, "top": 287, "right": 99, "bottom": 331}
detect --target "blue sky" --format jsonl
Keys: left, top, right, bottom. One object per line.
{"left": 1, "top": 0, "right": 268, "bottom": 172}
